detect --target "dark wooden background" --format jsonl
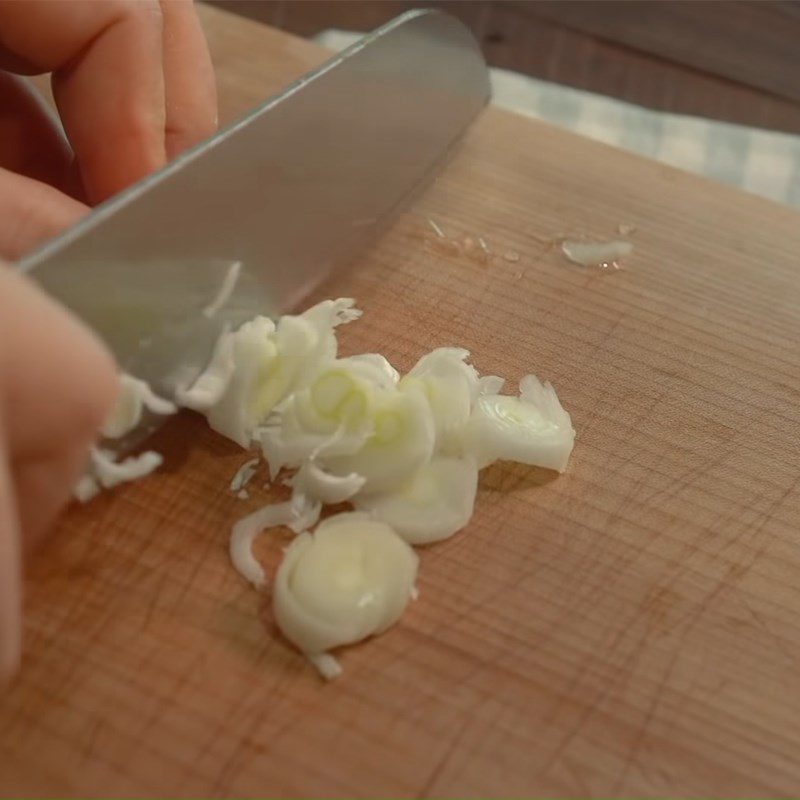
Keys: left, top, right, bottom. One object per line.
{"left": 212, "top": 0, "right": 800, "bottom": 134}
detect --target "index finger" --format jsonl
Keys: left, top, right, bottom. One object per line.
{"left": 0, "top": 0, "right": 167, "bottom": 203}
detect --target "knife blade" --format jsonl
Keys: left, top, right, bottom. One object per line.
{"left": 18, "top": 9, "right": 490, "bottom": 405}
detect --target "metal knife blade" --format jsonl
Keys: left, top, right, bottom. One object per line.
{"left": 18, "top": 10, "right": 490, "bottom": 403}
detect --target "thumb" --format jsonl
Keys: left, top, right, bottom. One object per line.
{"left": 0, "top": 167, "right": 87, "bottom": 261}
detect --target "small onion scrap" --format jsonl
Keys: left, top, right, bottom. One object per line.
{"left": 353, "top": 455, "right": 478, "bottom": 545}
{"left": 101, "top": 373, "right": 176, "bottom": 439}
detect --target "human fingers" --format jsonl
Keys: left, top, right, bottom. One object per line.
{"left": 0, "top": 71, "right": 74, "bottom": 195}
{"left": 0, "top": 167, "right": 87, "bottom": 260}
{"left": 0, "top": 0, "right": 167, "bottom": 203}
{"left": 159, "top": 0, "right": 217, "bottom": 157}
{"left": 0, "top": 263, "right": 117, "bottom": 680}
{"left": 0, "top": 264, "right": 117, "bottom": 469}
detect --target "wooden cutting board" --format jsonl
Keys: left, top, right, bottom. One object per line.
{"left": 3, "top": 5, "right": 800, "bottom": 797}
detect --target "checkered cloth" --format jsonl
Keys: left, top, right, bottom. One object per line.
{"left": 315, "top": 30, "right": 800, "bottom": 210}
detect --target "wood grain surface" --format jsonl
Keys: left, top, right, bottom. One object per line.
{"left": 3, "top": 4, "right": 800, "bottom": 797}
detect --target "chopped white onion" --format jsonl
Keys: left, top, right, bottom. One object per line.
{"left": 73, "top": 474, "right": 101, "bottom": 503}
{"left": 188, "top": 294, "right": 578, "bottom": 680}
{"left": 230, "top": 457, "right": 259, "bottom": 492}
{"left": 80, "top": 294, "right": 578, "bottom": 681}
{"left": 341, "top": 353, "right": 400, "bottom": 389}
{"left": 462, "top": 374, "right": 575, "bottom": 472}
{"left": 101, "top": 373, "right": 177, "bottom": 439}
{"left": 207, "top": 300, "right": 362, "bottom": 449}
{"left": 561, "top": 239, "right": 632, "bottom": 268}
{"left": 321, "top": 383, "right": 435, "bottom": 494}
{"left": 354, "top": 455, "right": 478, "bottom": 544}
{"left": 206, "top": 316, "right": 278, "bottom": 447}
{"left": 258, "top": 358, "right": 383, "bottom": 477}
{"left": 258, "top": 422, "right": 371, "bottom": 482}
{"left": 477, "top": 374, "right": 505, "bottom": 397}
{"left": 301, "top": 296, "right": 361, "bottom": 334}
{"left": 307, "top": 652, "right": 343, "bottom": 680}
{"left": 289, "top": 489, "right": 323, "bottom": 533}
{"left": 290, "top": 460, "right": 366, "bottom": 505}
{"left": 74, "top": 446, "right": 164, "bottom": 502}
{"left": 91, "top": 448, "right": 164, "bottom": 489}
{"left": 229, "top": 499, "right": 316, "bottom": 588}
{"left": 272, "top": 512, "right": 417, "bottom": 673}
{"left": 404, "top": 347, "right": 478, "bottom": 453}
{"left": 176, "top": 329, "right": 236, "bottom": 411}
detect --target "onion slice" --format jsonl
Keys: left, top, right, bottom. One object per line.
{"left": 207, "top": 316, "right": 278, "bottom": 447}
{"left": 229, "top": 500, "right": 317, "bottom": 588}
{"left": 404, "top": 347, "right": 478, "bottom": 453}
{"left": 321, "top": 384, "right": 435, "bottom": 494}
{"left": 354, "top": 455, "right": 478, "bottom": 544}
{"left": 272, "top": 512, "right": 418, "bottom": 676}
{"left": 230, "top": 458, "right": 259, "bottom": 492}
{"left": 176, "top": 329, "right": 236, "bottom": 411}
{"left": 291, "top": 460, "right": 366, "bottom": 505}
{"left": 462, "top": 374, "right": 575, "bottom": 472}
{"left": 74, "top": 447, "right": 164, "bottom": 502}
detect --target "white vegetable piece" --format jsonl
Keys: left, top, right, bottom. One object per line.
{"left": 462, "top": 374, "right": 575, "bottom": 472}
{"left": 403, "top": 347, "right": 478, "bottom": 453}
{"left": 176, "top": 328, "right": 236, "bottom": 411}
{"left": 321, "top": 383, "right": 436, "bottom": 494}
{"left": 272, "top": 512, "right": 418, "bottom": 678}
{"left": 75, "top": 373, "right": 173, "bottom": 503}
{"left": 206, "top": 316, "right": 278, "bottom": 447}
{"left": 561, "top": 239, "right": 632, "bottom": 268}
{"left": 258, "top": 358, "right": 382, "bottom": 477}
{"left": 229, "top": 499, "right": 319, "bottom": 589}
{"left": 477, "top": 374, "right": 505, "bottom": 397}
{"left": 217, "top": 296, "right": 578, "bottom": 680}
{"left": 354, "top": 455, "right": 478, "bottom": 544}
{"left": 290, "top": 460, "right": 366, "bottom": 505}
{"left": 91, "top": 448, "right": 164, "bottom": 487}
{"left": 307, "top": 653, "right": 343, "bottom": 680}
{"left": 257, "top": 299, "right": 362, "bottom": 418}
{"left": 73, "top": 474, "right": 102, "bottom": 503}
{"left": 230, "top": 457, "right": 259, "bottom": 492}
{"left": 74, "top": 447, "right": 164, "bottom": 502}
{"left": 207, "top": 299, "right": 361, "bottom": 449}
{"left": 286, "top": 359, "right": 379, "bottom": 438}
{"left": 341, "top": 353, "right": 400, "bottom": 389}
{"left": 101, "top": 374, "right": 177, "bottom": 439}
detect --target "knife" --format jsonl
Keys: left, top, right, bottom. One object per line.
{"left": 17, "top": 10, "right": 490, "bottom": 412}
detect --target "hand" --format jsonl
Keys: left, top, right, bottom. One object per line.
{"left": 0, "top": 0, "right": 217, "bottom": 259}
{"left": 0, "top": 263, "right": 118, "bottom": 682}
{"left": 0, "top": 0, "right": 217, "bottom": 681}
